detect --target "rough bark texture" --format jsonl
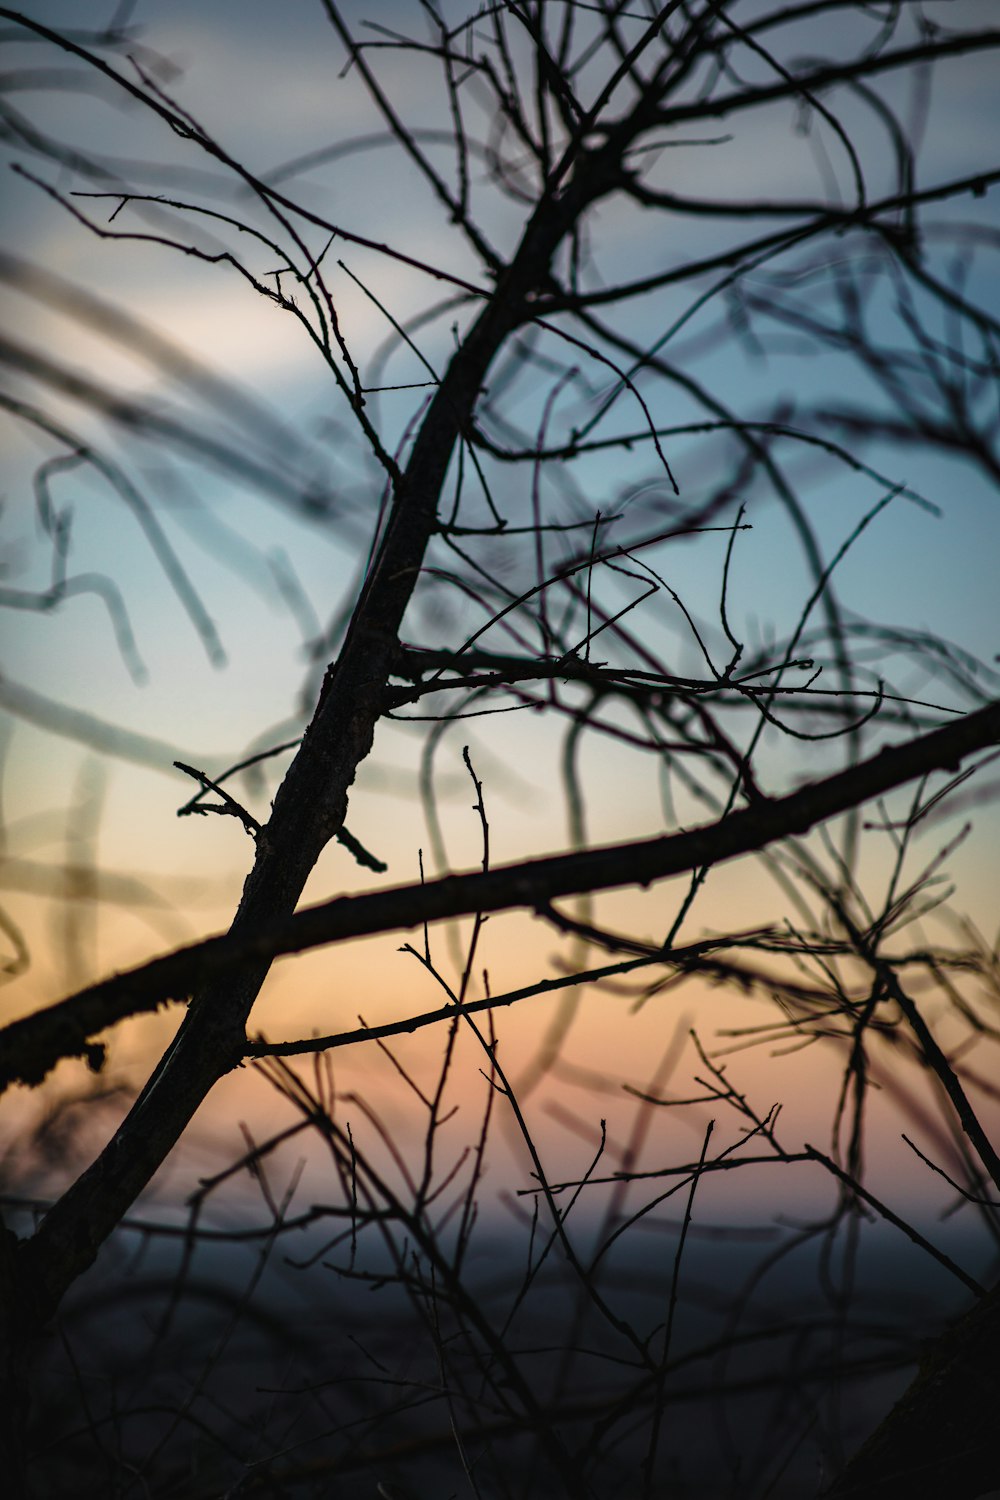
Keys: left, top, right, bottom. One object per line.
{"left": 823, "top": 1281, "right": 1000, "bottom": 1497}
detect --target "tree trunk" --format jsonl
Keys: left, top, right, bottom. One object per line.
{"left": 825, "top": 1280, "right": 1000, "bottom": 1498}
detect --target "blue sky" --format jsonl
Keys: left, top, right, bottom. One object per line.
{"left": 2, "top": 2, "right": 999, "bottom": 1205}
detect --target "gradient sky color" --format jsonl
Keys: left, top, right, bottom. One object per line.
{"left": 2, "top": 0, "right": 999, "bottom": 1238}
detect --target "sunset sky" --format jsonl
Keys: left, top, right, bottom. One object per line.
{"left": 2, "top": 0, "right": 999, "bottom": 1235}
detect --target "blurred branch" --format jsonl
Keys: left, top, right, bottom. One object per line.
{"left": 3, "top": 698, "right": 997, "bottom": 1094}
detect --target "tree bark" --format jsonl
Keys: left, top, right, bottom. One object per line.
{"left": 824, "top": 1279, "right": 1000, "bottom": 1498}
{"left": 8, "top": 109, "right": 642, "bottom": 1329}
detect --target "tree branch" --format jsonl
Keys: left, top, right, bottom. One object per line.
{"left": 5, "top": 700, "right": 997, "bottom": 1099}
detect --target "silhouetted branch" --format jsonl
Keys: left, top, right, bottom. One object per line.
{"left": 3, "top": 699, "right": 996, "bottom": 1093}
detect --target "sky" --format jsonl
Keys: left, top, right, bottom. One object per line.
{"left": 2, "top": 0, "right": 999, "bottom": 1239}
